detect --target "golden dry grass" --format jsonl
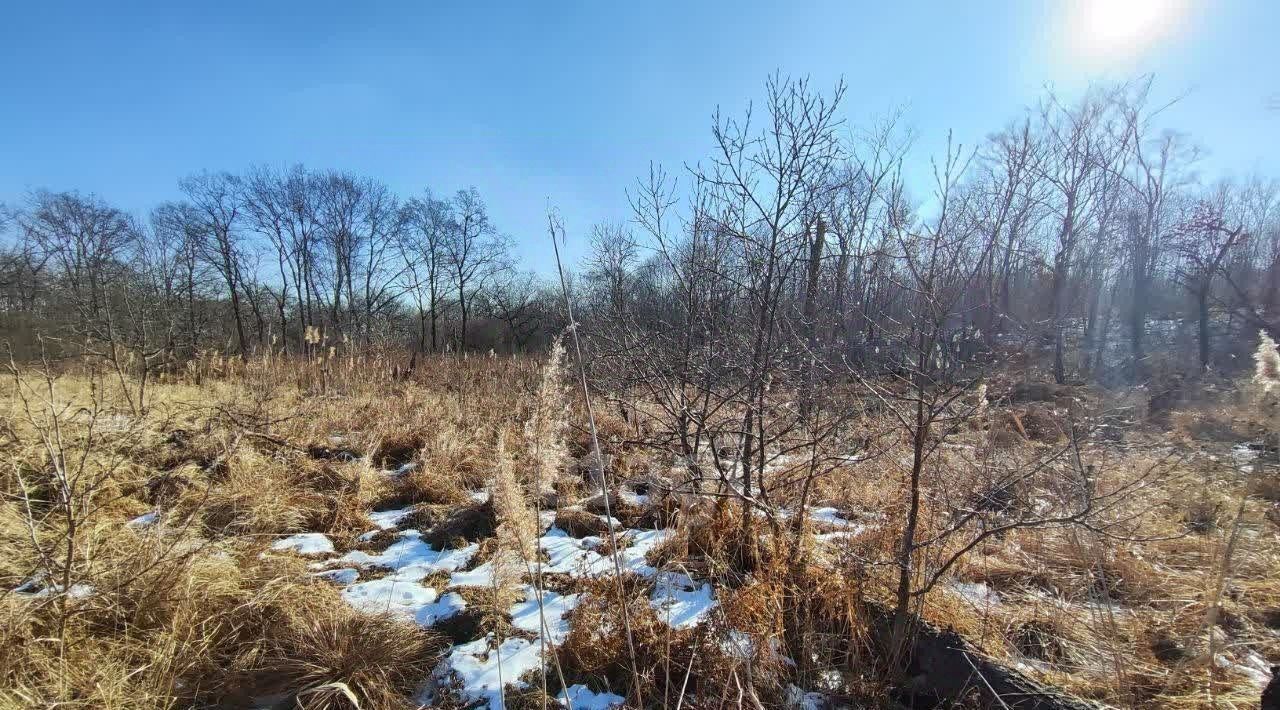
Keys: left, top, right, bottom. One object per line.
{"left": 0, "top": 351, "right": 1276, "bottom": 709}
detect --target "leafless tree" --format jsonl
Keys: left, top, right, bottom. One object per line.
{"left": 180, "top": 172, "right": 251, "bottom": 359}
{"left": 446, "top": 187, "right": 508, "bottom": 350}
{"left": 400, "top": 190, "right": 453, "bottom": 353}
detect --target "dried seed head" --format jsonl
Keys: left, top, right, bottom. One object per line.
{"left": 1254, "top": 330, "right": 1280, "bottom": 393}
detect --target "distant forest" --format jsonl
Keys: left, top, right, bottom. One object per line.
{"left": 1, "top": 75, "right": 1277, "bottom": 388}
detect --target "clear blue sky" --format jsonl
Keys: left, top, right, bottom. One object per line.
{"left": 2, "top": 1, "right": 1277, "bottom": 272}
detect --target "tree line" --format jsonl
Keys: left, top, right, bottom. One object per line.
{"left": 0, "top": 170, "right": 567, "bottom": 367}
{"left": 1, "top": 75, "right": 1277, "bottom": 392}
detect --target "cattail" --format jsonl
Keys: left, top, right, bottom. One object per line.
{"left": 1253, "top": 330, "right": 1280, "bottom": 393}
{"left": 974, "top": 382, "right": 989, "bottom": 421}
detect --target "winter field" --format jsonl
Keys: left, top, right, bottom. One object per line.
{"left": 2, "top": 346, "right": 1278, "bottom": 709}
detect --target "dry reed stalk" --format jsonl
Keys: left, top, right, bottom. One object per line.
{"left": 548, "top": 210, "right": 643, "bottom": 706}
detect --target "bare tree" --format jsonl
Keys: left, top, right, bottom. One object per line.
{"left": 1034, "top": 86, "right": 1129, "bottom": 383}
{"left": 400, "top": 190, "right": 453, "bottom": 353}
{"left": 180, "top": 172, "right": 251, "bottom": 359}
{"left": 584, "top": 222, "right": 638, "bottom": 317}
{"left": 1173, "top": 187, "right": 1249, "bottom": 371}
{"left": 445, "top": 187, "right": 508, "bottom": 350}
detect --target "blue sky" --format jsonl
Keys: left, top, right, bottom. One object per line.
{"left": 1, "top": 1, "right": 1277, "bottom": 272}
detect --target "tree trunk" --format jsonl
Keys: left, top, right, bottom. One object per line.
{"left": 800, "top": 218, "right": 826, "bottom": 420}
{"left": 1198, "top": 283, "right": 1212, "bottom": 372}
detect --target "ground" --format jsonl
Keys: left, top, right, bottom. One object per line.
{"left": 1, "top": 352, "right": 1277, "bottom": 709}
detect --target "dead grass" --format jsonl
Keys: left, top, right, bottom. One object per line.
{"left": 2, "top": 353, "right": 1277, "bottom": 709}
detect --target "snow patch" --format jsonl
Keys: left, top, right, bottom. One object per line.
{"left": 417, "top": 591, "right": 468, "bottom": 627}
{"left": 342, "top": 578, "right": 437, "bottom": 618}
{"left": 509, "top": 586, "right": 580, "bottom": 644}
{"left": 433, "top": 635, "right": 545, "bottom": 709}
{"left": 271, "top": 532, "right": 334, "bottom": 555}
{"left": 338, "top": 530, "right": 476, "bottom": 581}
{"left": 618, "top": 489, "right": 650, "bottom": 507}
{"left": 313, "top": 567, "right": 359, "bottom": 585}
{"left": 950, "top": 581, "right": 1001, "bottom": 607}
{"left": 784, "top": 684, "right": 829, "bottom": 709}
{"left": 448, "top": 560, "right": 496, "bottom": 588}
{"left": 650, "top": 572, "right": 717, "bottom": 629}
{"left": 128, "top": 511, "right": 160, "bottom": 529}
{"left": 368, "top": 507, "right": 415, "bottom": 530}
{"left": 559, "top": 684, "right": 625, "bottom": 709}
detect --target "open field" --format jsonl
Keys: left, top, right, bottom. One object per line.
{"left": 2, "top": 349, "right": 1277, "bottom": 709}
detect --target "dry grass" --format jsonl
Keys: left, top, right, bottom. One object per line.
{"left": 1, "top": 351, "right": 1277, "bottom": 709}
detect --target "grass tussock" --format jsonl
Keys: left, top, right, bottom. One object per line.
{"left": 2, "top": 351, "right": 1278, "bottom": 709}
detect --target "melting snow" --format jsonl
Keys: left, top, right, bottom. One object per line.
{"left": 537, "top": 527, "right": 673, "bottom": 579}
{"left": 808, "top": 507, "right": 857, "bottom": 528}
{"left": 313, "top": 567, "right": 359, "bottom": 585}
{"left": 342, "top": 578, "right": 438, "bottom": 617}
{"left": 618, "top": 489, "right": 650, "bottom": 507}
{"left": 540, "top": 528, "right": 609, "bottom": 576}
{"left": 650, "top": 572, "right": 717, "bottom": 629}
{"left": 784, "top": 684, "right": 829, "bottom": 709}
{"left": 271, "top": 533, "right": 334, "bottom": 555}
{"left": 448, "top": 560, "right": 496, "bottom": 588}
{"left": 559, "top": 684, "right": 625, "bottom": 709}
{"left": 509, "top": 586, "right": 580, "bottom": 644}
{"left": 950, "top": 581, "right": 1001, "bottom": 607}
{"left": 127, "top": 511, "right": 160, "bottom": 529}
{"left": 13, "top": 576, "right": 95, "bottom": 599}
{"left": 391, "top": 462, "right": 418, "bottom": 476}
{"left": 433, "top": 635, "right": 545, "bottom": 709}
{"left": 417, "top": 591, "right": 467, "bottom": 626}
{"left": 338, "top": 530, "right": 476, "bottom": 581}
{"left": 368, "top": 507, "right": 415, "bottom": 530}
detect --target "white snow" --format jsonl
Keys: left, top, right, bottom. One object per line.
{"left": 342, "top": 578, "right": 438, "bottom": 618}
{"left": 417, "top": 591, "right": 468, "bottom": 626}
{"left": 448, "top": 560, "right": 496, "bottom": 588}
{"left": 540, "top": 528, "right": 609, "bottom": 576}
{"left": 271, "top": 532, "right": 334, "bottom": 555}
{"left": 127, "top": 511, "right": 160, "bottom": 529}
{"left": 650, "top": 572, "right": 717, "bottom": 629}
{"left": 434, "top": 635, "right": 545, "bottom": 709}
{"left": 509, "top": 586, "right": 580, "bottom": 644}
{"left": 66, "top": 583, "right": 95, "bottom": 599}
{"left": 721, "top": 629, "right": 754, "bottom": 658}
{"left": 615, "top": 528, "right": 672, "bottom": 576}
{"left": 368, "top": 506, "right": 415, "bottom": 530}
{"left": 950, "top": 581, "right": 1001, "bottom": 607}
{"left": 1217, "top": 650, "right": 1273, "bottom": 688}
{"left": 618, "top": 489, "right": 650, "bottom": 507}
{"left": 313, "top": 567, "right": 359, "bottom": 585}
{"left": 784, "top": 684, "right": 828, "bottom": 709}
{"left": 815, "top": 529, "right": 866, "bottom": 545}
{"left": 808, "top": 507, "right": 856, "bottom": 528}
{"left": 391, "top": 462, "right": 418, "bottom": 476}
{"left": 537, "top": 526, "right": 673, "bottom": 579}
{"left": 13, "top": 576, "right": 95, "bottom": 599}
{"left": 558, "top": 684, "right": 625, "bottom": 709}
{"left": 338, "top": 530, "right": 477, "bottom": 581}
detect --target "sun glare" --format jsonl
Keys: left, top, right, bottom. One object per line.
{"left": 1068, "top": 0, "right": 1190, "bottom": 66}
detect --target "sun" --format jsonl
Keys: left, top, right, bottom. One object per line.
{"left": 1067, "top": 0, "right": 1191, "bottom": 66}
